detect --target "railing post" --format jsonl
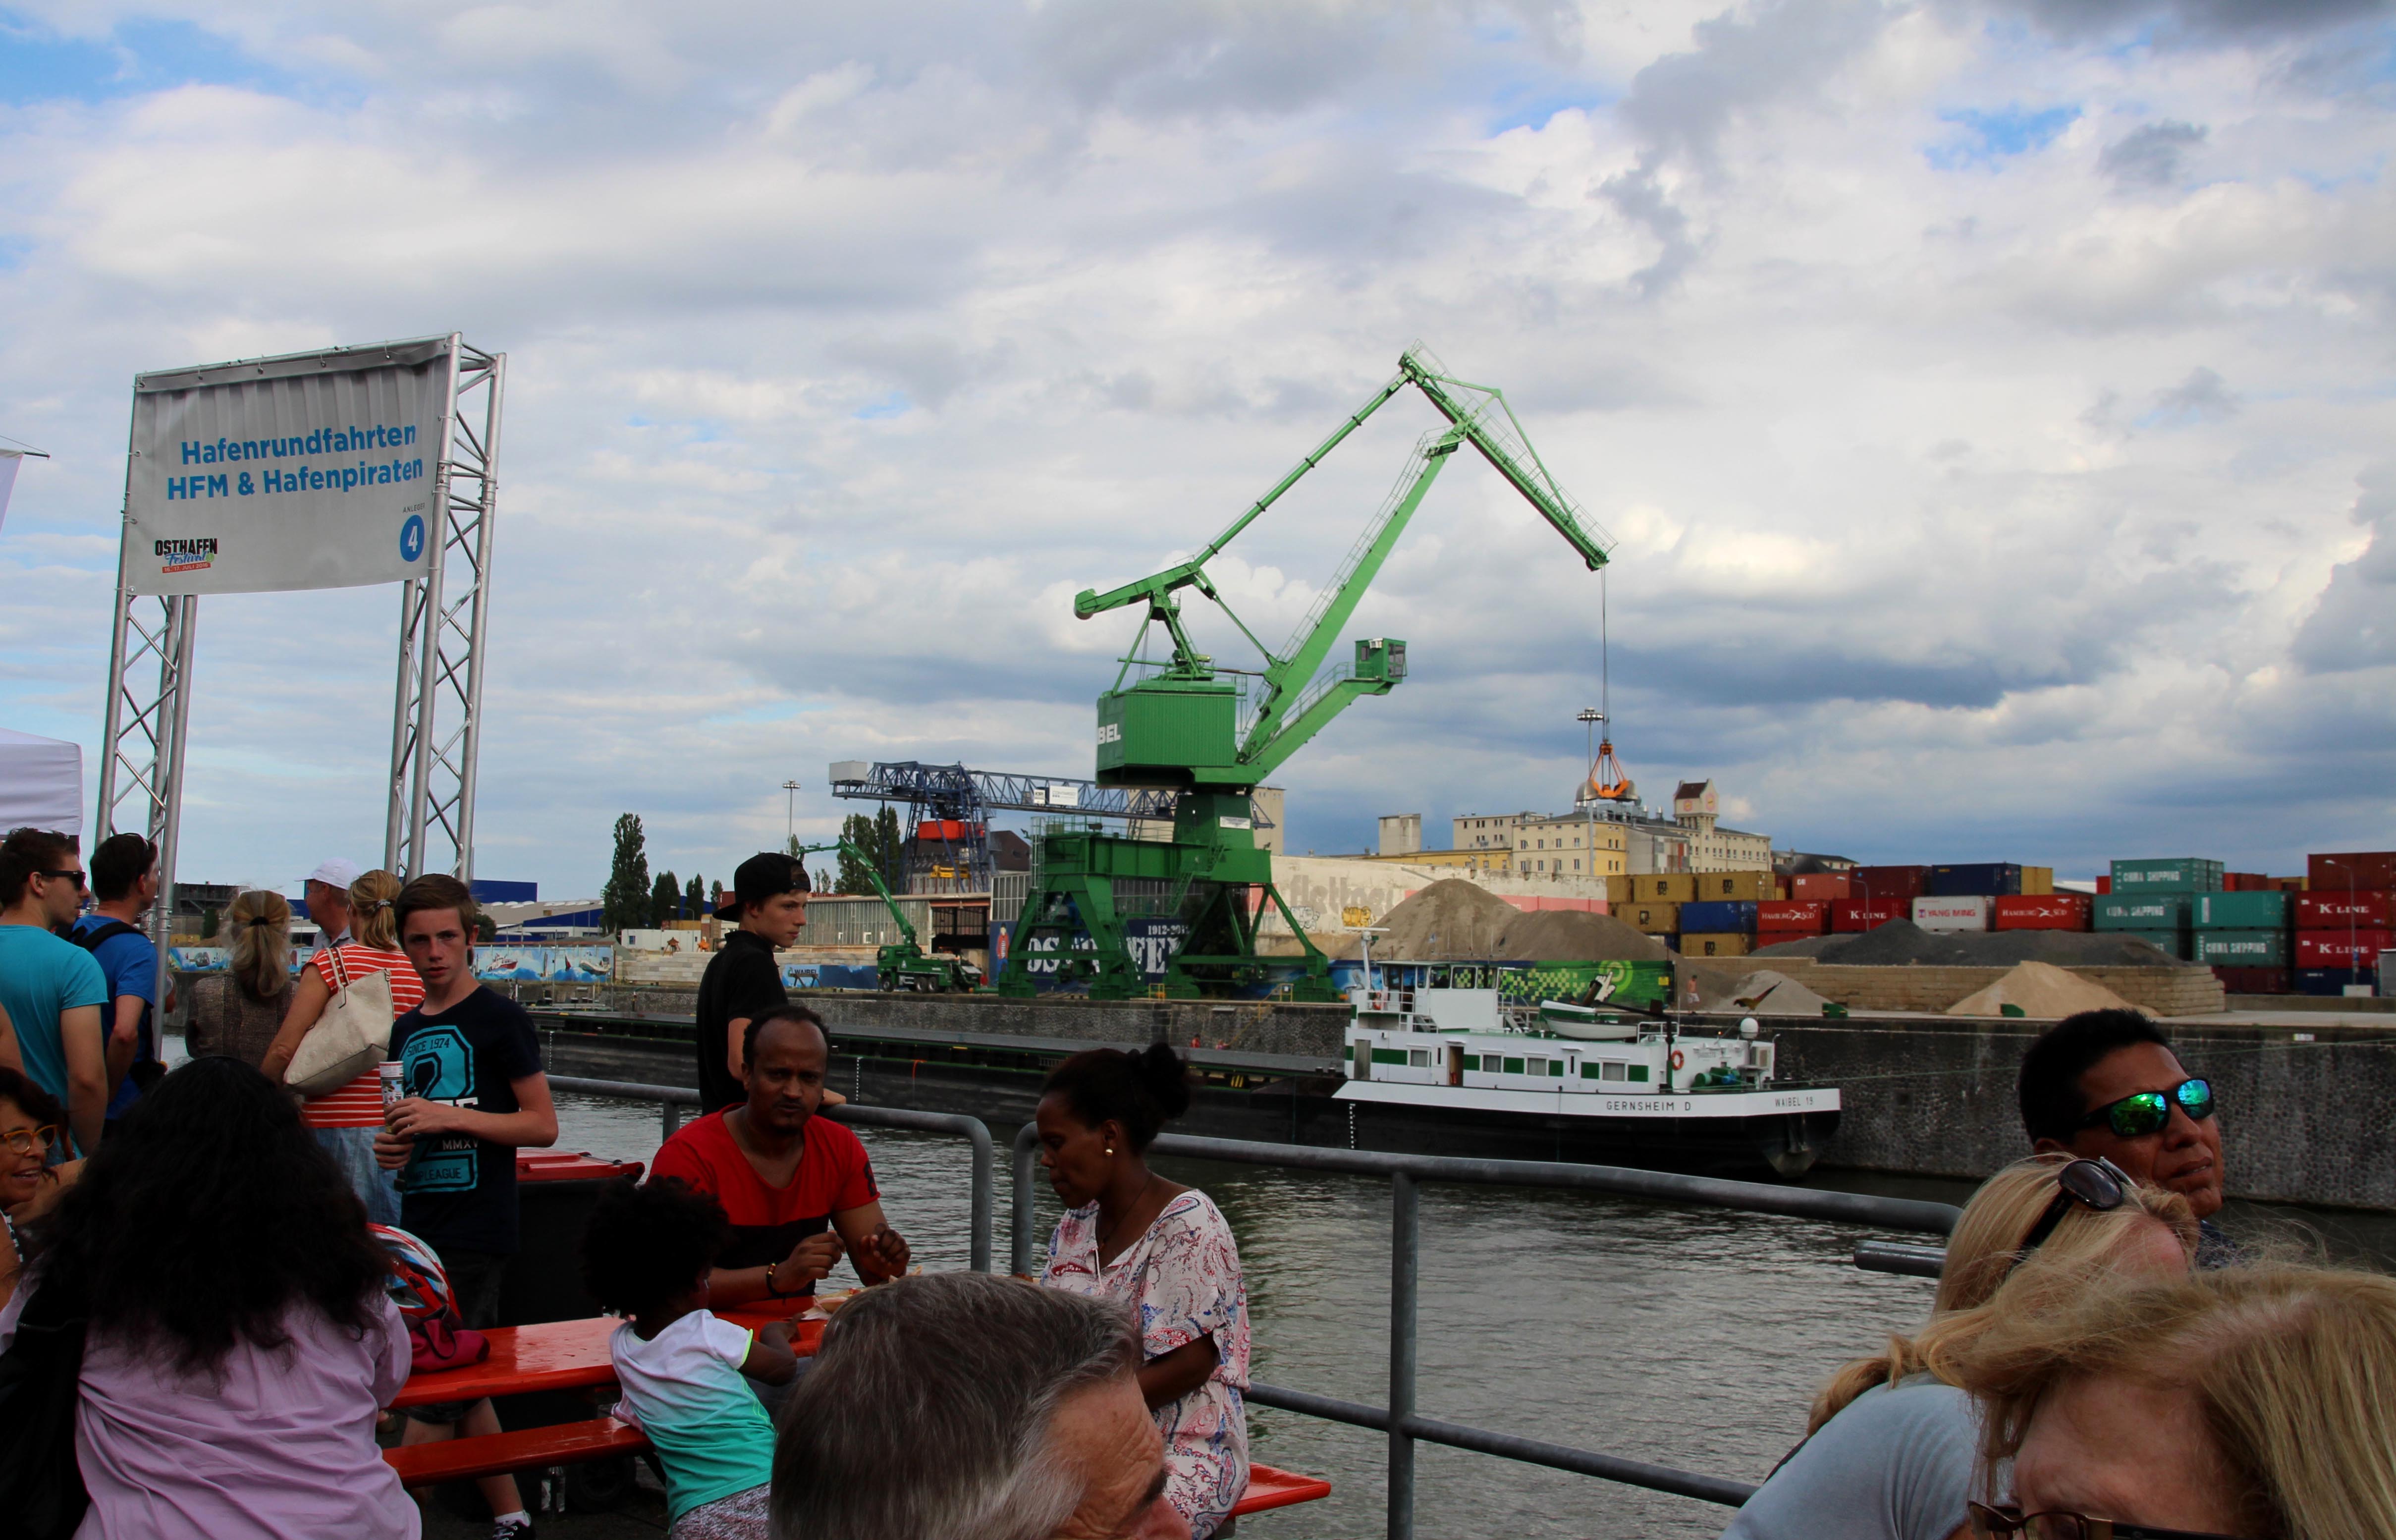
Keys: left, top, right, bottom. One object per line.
{"left": 965, "top": 1116, "right": 995, "bottom": 1274}
{"left": 660, "top": 1100, "right": 683, "bottom": 1142}
{"left": 1388, "top": 1169, "right": 1418, "bottom": 1540}
{"left": 1012, "top": 1122, "right": 1042, "bottom": 1276}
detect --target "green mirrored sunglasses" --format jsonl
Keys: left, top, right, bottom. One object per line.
{"left": 2078, "top": 1078, "right": 2213, "bottom": 1139}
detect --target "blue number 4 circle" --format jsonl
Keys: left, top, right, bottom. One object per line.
{"left": 400, "top": 514, "right": 426, "bottom": 562}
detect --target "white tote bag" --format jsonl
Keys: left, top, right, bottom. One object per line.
{"left": 283, "top": 945, "right": 395, "bottom": 1100}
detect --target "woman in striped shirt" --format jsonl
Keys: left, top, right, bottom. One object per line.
{"left": 262, "top": 869, "right": 424, "bottom": 1224}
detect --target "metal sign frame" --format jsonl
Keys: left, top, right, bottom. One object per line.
{"left": 95, "top": 333, "right": 504, "bottom": 989}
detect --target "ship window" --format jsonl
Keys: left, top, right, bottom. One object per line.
{"left": 1628, "top": 1064, "right": 1649, "bottom": 1082}
{"left": 1408, "top": 1049, "right": 1430, "bottom": 1068}
{"left": 1371, "top": 1048, "right": 1409, "bottom": 1065}
{"left": 1523, "top": 1056, "right": 1547, "bottom": 1076}
{"left": 1549, "top": 1059, "right": 1565, "bottom": 1077}
{"left": 1502, "top": 1056, "right": 1525, "bottom": 1075}
{"left": 1581, "top": 1062, "right": 1603, "bottom": 1079}
{"left": 1603, "top": 1060, "right": 1627, "bottom": 1081}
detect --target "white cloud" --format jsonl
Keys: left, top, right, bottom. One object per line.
{"left": 0, "top": 0, "right": 2390, "bottom": 895}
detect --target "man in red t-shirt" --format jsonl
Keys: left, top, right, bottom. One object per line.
{"left": 649, "top": 1004, "right": 910, "bottom": 1305}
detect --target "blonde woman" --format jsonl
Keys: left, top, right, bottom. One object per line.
{"left": 1720, "top": 1155, "right": 2197, "bottom": 1540}
{"left": 1955, "top": 1265, "right": 2396, "bottom": 1540}
{"left": 184, "top": 890, "right": 294, "bottom": 1069}
{"left": 262, "top": 870, "right": 424, "bottom": 1224}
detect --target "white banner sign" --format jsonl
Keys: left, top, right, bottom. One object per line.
{"left": 0, "top": 450, "right": 20, "bottom": 536}
{"left": 124, "top": 336, "right": 453, "bottom": 596}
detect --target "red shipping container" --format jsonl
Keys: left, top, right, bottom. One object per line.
{"left": 1790, "top": 873, "right": 1851, "bottom": 902}
{"left": 2211, "top": 966, "right": 2291, "bottom": 994}
{"left": 1849, "top": 866, "right": 1926, "bottom": 901}
{"left": 2223, "top": 872, "right": 2265, "bottom": 891}
{"left": 2294, "top": 930, "right": 2395, "bottom": 969}
{"left": 1832, "top": 900, "right": 1906, "bottom": 933}
{"left": 2271, "top": 876, "right": 2307, "bottom": 891}
{"left": 1992, "top": 894, "right": 2092, "bottom": 931}
{"left": 2309, "top": 852, "right": 2396, "bottom": 891}
{"left": 2096, "top": 876, "right": 2112, "bottom": 894}
{"left": 1757, "top": 899, "right": 1830, "bottom": 933}
{"left": 2295, "top": 890, "right": 2396, "bottom": 929}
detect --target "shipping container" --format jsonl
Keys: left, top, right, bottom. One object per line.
{"left": 1680, "top": 899, "right": 1758, "bottom": 934}
{"left": 1925, "top": 863, "right": 2022, "bottom": 898}
{"left": 2270, "top": 876, "right": 2307, "bottom": 892}
{"left": 2110, "top": 858, "right": 2224, "bottom": 894}
{"left": 2308, "top": 852, "right": 2396, "bottom": 891}
{"left": 1831, "top": 900, "right": 1906, "bottom": 933}
{"left": 2020, "top": 866, "right": 2054, "bottom": 896}
{"left": 1622, "top": 901, "right": 1681, "bottom": 935}
{"left": 2295, "top": 930, "right": 2395, "bottom": 969}
{"left": 1993, "top": 894, "right": 2092, "bottom": 932}
{"left": 2295, "top": 967, "right": 2372, "bottom": 997}
{"left": 2096, "top": 876, "right": 2112, "bottom": 895}
{"left": 1790, "top": 873, "right": 1851, "bottom": 902}
{"left": 2122, "top": 928, "right": 2190, "bottom": 960}
{"left": 1604, "top": 874, "right": 1637, "bottom": 904}
{"left": 1849, "top": 866, "right": 1926, "bottom": 901}
{"left": 1912, "top": 896, "right": 1993, "bottom": 933}
{"left": 1680, "top": 932, "right": 1750, "bottom": 958}
{"left": 2192, "top": 930, "right": 2288, "bottom": 966}
{"left": 2095, "top": 895, "right": 2190, "bottom": 932}
{"left": 1757, "top": 899, "right": 1830, "bottom": 934}
{"left": 2193, "top": 891, "right": 2289, "bottom": 930}
{"left": 2295, "top": 890, "right": 2396, "bottom": 929}
{"left": 1627, "top": 874, "right": 1696, "bottom": 904}
{"left": 2222, "top": 872, "right": 2268, "bottom": 892}
{"left": 2211, "top": 965, "right": 2291, "bottom": 995}
{"left": 1689, "top": 871, "right": 1772, "bottom": 902}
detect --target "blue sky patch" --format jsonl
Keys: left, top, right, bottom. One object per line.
{"left": 0, "top": 13, "right": 300, "bottom": 106}
{"left": 853, "top": 391, "right": 911, "bottom": 420}
{"left": 1927, "top": 104, "right": 2080, "bottom": 169}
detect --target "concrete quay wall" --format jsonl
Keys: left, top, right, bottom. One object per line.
{"left": 1749, "top": 960, "right": 2227, "bottom": 1017}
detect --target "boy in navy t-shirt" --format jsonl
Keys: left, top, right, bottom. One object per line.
{"left": 372, "top": 874, "right": 555, "bottom": 1540}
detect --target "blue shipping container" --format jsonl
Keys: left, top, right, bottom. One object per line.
{"left": 2295, "top": 967, "right": 2371, "bottom": 997}
{"left": 1924, "top": 863, "right": 2022, "bottom": 897}
{"left": 471, "top": 879, "right": 539, "bottom": 903}
{"left": 1679, "top": 899, "right": 1758, "bottom": 934}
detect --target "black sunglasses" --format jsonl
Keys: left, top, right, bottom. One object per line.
{"left": 1969, "top": 1500, "right": 2252, "bottom": 1539}
{"left": 2010, "top": 1156, "right": 2131, "bottom": 1272}
{"left": 37, "top": 868, "right": 87, "bottom": 891}
{"left": 2079, "top": 1078, "right": 2214, "bottom": 1139}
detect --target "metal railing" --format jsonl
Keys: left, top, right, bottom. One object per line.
{"left": 548, "top": 1075, "right": 1960, "bottom": 1537}
{"left": 545, "top": 1076, "right": 995, "bottom": 1274}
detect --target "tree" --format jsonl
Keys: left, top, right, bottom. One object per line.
{"left": 601, "top": 814, "right": 651, "bottom": 932}
{"left": 874, "top": 806, "right": 905, "bottom": 893}
{"left": 475, "top": 912, "right": 498, "bottom": 942}
{"left": 836, "top": 814, "right": 878, "bottom": 893}
{"left": 684, "top": 872, "right": 705, "bottom": 919}
{"left": 651, "top": 869, "right": 681, "bottom": 926}
{"left": 709, "top": 879, "right": 723, "bottom": 909}
{"left": 199, "top": 906, "right": 219, "bottom": 940}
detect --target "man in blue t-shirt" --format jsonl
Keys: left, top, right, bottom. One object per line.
{"left": 0, "top": 828, "right": 110, "bottom": 1155}
{"left": 72, "top": 833, "right": 170, "bottom": 1129}
{"left": 373, "top": 872, "right": 556, "bottom": 1540}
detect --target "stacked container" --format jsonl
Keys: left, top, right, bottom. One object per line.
{"left": 1924, "top": 863, "right": 2023, "bottom": 897}
{"left": 1620, "top": 901, "right": 1681, "bottom": 937}
{"left": 2094, "top": 894, "right": 2193, "bottom": 960}
{"left": 1912, "top": 896, "right": 1993, "bottom": 932}
{"left": 1790, "top": 873, "right": 1850, "bottom": 902}
{"left": 1831, "top": 899, "right": 1906, "bottom": 933}
{"left": 2097, "top": 859, "right": 2226, "bottom": 963}
{"left": 1626, "top": 874, "right": 1697, "bottom": 904}
{"left": 2295, "top": 857, "right": 2396, "bottom": 995}
{"left": 1993, "top": 893, "right": 2092, "bottom": 932}
{"left": 1681, "top": 898, "right": 1757, "bottom": 958}
{"left": 1848, "top": 866, "right": 1926, "bottom": 903}
{"left": 2191, "top": 890, "right": 2290, "bottom": 990}
{"left": 1757, "top": 899, "right": 1831, "bottom": 945}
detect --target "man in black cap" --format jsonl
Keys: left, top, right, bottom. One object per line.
{"left": 695, "top": 851, "right": 810, "bottom": 1112}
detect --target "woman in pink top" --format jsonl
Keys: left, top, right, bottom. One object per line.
{"left": 262, "top": 869, "right": 425, "bottom": 1225}
{"left": 1036, "top": 1045, "right": 1250, "bottom": 1538}
{"left": 0, "top": 1055, "right": 416, "bottom": 1539}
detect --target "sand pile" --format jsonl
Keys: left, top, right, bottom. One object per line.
{"left": 1372, "top": 880, "right": 1521, "bottom": 958}
{"left": 1682, "top": 966, "right": 1838, "bottom": 1015}
{"left": 1947, "top": 961, "right": 2149, "bottom": 1020}
{"left": 1753, "top": 921, "right": 2186, "bottom": 969}
{"left": 1494, "top": 909, "right": 1671, "bottom": 962}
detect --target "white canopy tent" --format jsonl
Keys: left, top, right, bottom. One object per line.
{"left": 0, "top": 728, "right": 83, "bottom": 836}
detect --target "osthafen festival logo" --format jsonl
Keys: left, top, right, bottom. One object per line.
{"left": 154, "top": 537, "right": 218, "bottom": 575}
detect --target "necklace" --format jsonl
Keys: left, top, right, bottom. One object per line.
{"left": 1097, "top": 1172, "right": 1159, "bottom": 1254}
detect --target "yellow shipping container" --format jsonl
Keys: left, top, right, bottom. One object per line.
{"left": 1604, "top": 874, "right": 1638, "bottom": 904}
{"left": 1690, "top": 871, "right": 1772, "bottom": 902}
{"left": 1623, "top": 901, "right": 1681, "bottom": 935}
{"left": 1681, "top": 932, "right": 1750, "bottom": 958}
{"left": 1628, "top": 874, "right": 1696, "bottom": 903}
{"left": 2021, "top": 866, "right": 2054, "bottom": 896}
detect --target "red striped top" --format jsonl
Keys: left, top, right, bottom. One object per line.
{"left": 298, "top": 944, "right": 427, "bottom": 1129}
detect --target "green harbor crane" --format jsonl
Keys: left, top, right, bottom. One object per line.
{"left": 794, "top": 839, "right": 983, "bottom": 991}
{"left": 994, "top": 344, "right": 1613, "bottom": 1001}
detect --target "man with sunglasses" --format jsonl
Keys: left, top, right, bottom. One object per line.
{"left": 0, "top": 827, "right": 111, "bottom": 1156}
{"left": 2019, "top": 1008, "right": 2231, "bottom": 1264}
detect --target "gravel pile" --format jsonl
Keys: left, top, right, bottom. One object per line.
{"left": 1752, "top": 920, "right": 2186, "bottom": 969}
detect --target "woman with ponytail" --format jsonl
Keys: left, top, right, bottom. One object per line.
{"left": 1035, "top": 1045, "right": 1250, "bottom": 1538}
{"left": 184, "top": 889, "right": 294, "bottom": 1069}
{"left": 260, "top": 869, "right": 424, "bottom": 1224}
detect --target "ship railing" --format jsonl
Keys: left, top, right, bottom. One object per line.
{"left": 547, "top": 1075, "right": 1960, "bottom": 1538}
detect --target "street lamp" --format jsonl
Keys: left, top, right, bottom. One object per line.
{"left": 1578, "top": 708, "right": 1602, "bottom": 888}
{"left": 782, "top": 780, "right": 803, "bottom": 849}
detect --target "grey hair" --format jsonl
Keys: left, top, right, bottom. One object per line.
{"left": 772, "top": 1272, "right": 1141, "bottom": 1540}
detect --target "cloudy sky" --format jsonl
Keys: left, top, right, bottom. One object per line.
{"left": 2, "top": 0, "right": 2391, "bottom": 898}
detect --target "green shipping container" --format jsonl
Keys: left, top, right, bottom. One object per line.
{"left": 2110, "top": 858, "right": 2224, "bottom": 894}
{"left": 2193, "top": 891, "right": 2289, "bottom": 930}
{"left": 2121, "top": 928, "right": 2190, "bottom": 960}
{"left": 2095, "top": 895, "right": 2190, "bottom": 931}
{"left": 2193, "top": 930, "right": 2289, "bottom": 966}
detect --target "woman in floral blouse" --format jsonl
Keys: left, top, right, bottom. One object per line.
{"left": 1036, "top": 1044, "right": 1251, "bottom": 1537}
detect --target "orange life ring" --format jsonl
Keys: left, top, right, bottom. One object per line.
{"left": 1669, "top": 1049, "right": 1686, "bottom": 1070}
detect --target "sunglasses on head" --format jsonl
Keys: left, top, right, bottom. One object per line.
{"left": 1969, "top": 1500, "right": 2253, "bottom": 1539}
{"left": 2079, "top": 1078, "right": 2214, "bottom": 1139}
{"left": 2, "top": 1124, "right": 59, "bottom": 1157}
{"left": 2009, "top": 1156, "right": 2132, "bottom": 1275}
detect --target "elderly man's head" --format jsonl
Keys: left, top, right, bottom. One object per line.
{"left": 775, "top": 1272, "right": 1187, "bottom": 1540}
